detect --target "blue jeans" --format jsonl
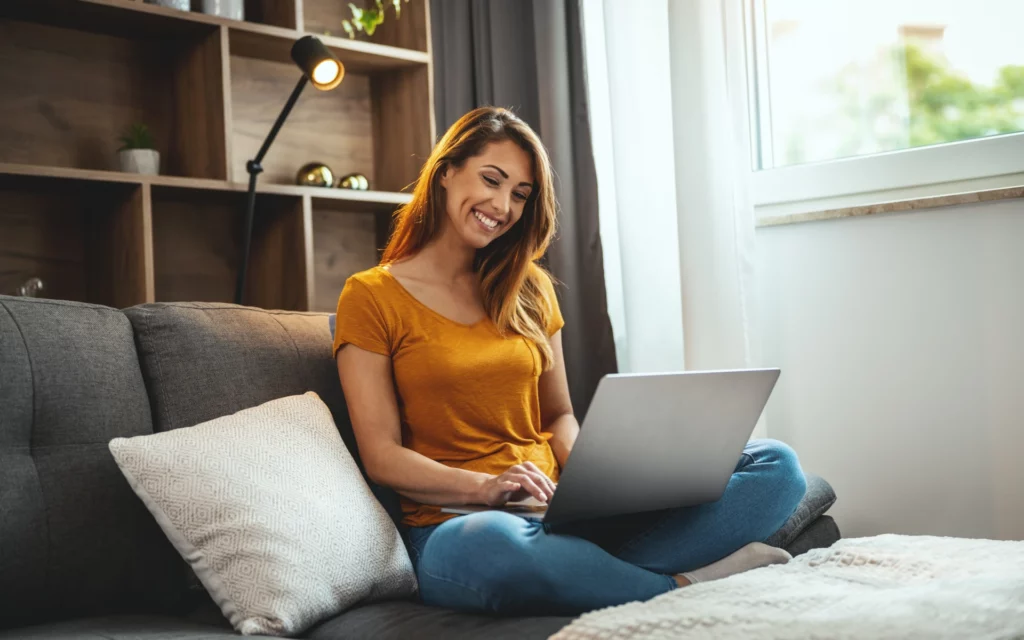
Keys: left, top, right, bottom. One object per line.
{"left": 406, "top": 439, "right": 806, "bottom": 616}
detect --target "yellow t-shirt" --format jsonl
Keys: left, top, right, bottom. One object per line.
{"left": 332, "top": 265, "right": 565, "bottom": 527}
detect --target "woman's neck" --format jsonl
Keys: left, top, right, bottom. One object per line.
{"left": 415, "top": 221, "right": 477, "bottom": 285}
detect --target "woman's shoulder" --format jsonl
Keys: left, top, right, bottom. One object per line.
{"left": 345, "top": 265, "right": 389, "bottom": 291}
{"left": 339, "top": 265, "right": 403, "bottom": 311}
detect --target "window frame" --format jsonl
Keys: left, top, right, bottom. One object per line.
{"left": 745, "top": 0, "right": 1024, "bottom": 217}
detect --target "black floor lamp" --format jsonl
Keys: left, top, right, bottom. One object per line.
{"left": 234, "top": 36, "right": 345, "bottom": 305}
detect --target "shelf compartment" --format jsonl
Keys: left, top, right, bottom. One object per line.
{"left": 229, "top": 55, "right": 375, "bottom": 188}
{"left": 0, "top": 14, "right": 230, "bottom": 180}
{"left": 302, "top": 0, "right": 431, "bottom": 53}
{"left": 151, "top": 186, "right": 310, "bottom": 310}
{"left": 309, "top": 199, "right": 387, "bottom": 312}
{"left": 0, "top": 174, "right": 153, "bottom": 307}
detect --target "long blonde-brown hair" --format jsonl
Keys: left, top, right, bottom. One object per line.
{"left": 381, "top": 107, "right": 560, "bottom": 369}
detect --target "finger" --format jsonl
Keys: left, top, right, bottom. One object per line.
{"left": 523, "top": 462, "right": 557, "bottom": 495}
{"left": 510, "top": 473, "right": 548, "bottom": 503}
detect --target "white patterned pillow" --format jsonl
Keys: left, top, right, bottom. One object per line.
{"left": 108, "top": 392, "right": 416, "bottom": 637}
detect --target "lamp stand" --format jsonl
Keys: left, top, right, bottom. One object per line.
{"left": 234, "top": 75, "right": 310, "bottom": 305}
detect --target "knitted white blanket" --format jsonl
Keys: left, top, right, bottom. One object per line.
{"left": 552, "top": 535, "right": 1024, "bottom": 639}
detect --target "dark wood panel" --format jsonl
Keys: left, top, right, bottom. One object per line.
{"left": 0, "top": 181, "right": 147, "bottom": 305}
{"left": 370, "top": 65, "right": 435, "bottom": 192}
{"left": 245, "top": 194, "right": 309, "bottom": 310}
{"left": 151, "top": 190, "right": 242, "bottom": 303}
{"left": 0, "top": 191, "right": 88, "bottom": 301}
{"left": 302, "top": 0, "right": 429, "bottom": 52}
{"left": 0, "top": 18, "right": 227, "bottom": 179}
{"left": 168, "top": 26, "right": 232, "bottom": 180}
{"left": 312, "top": 208, "right": 379, "bottom": 312}
{"left": 0, "top": 20, "right": 161, "bottom": 173}
{"left": 87, "top": 183, "right": 155, "bottom": 307}
{"left": 230, "top": 55, "right": 375, "bottom": 186}
{"left": 244, "top": 0, "right": 299, "bottom": 29}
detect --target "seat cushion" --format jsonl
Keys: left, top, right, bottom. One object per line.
{"left": 0, "top": 296, "right": 187, "bottom": 629}
{"left": 305, "top": 601, "right": 572, "bottom": 640}
{"left": 122, "top": 302, "right": 403, "bottom": 525}
{"left": 785, "top": 515, "right": 841, "bottom": 557}
{"left": 0, "top": 614, "right": 252, "bottom": 640}
{"left": 765, "top": 473, "right": 837, "bottom": 549}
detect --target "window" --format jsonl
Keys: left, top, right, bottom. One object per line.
{"left": 747, "top": 0, "right": 1024, "bottom": 212}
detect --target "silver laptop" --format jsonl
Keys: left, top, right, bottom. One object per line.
{"left": 441, "top": 369, "right": 780, "bottom": 526}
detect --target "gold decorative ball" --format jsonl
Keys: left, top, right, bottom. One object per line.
{"left": 337, "top": 173, "right": 369, "bottom": 190}
{"left": 296, "top": 163, "right": 334, "bottom": 187}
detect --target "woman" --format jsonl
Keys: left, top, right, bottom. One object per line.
{"left": 334, "top": 107, "right": 806, "bottom": 616}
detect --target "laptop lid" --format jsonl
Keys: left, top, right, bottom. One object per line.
{"left": 541, "top": 369, "right": 780, "bottom": 525}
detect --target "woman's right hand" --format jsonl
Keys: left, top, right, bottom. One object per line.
{"left": 476, "top": 462, "right": 557, "bottom": 507}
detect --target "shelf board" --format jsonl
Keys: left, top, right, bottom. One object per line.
{"left": 0, "top": 163, "right": 410, "bottom": 212}
{"left": 229, "top": 24, "right": 430, "bottom": 73}
{"left": 2, "top": 0, "right": 429, "bottom": 73}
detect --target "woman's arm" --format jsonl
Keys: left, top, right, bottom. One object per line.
{"left": 539, "top": 331, "right": 580, "bottom": 469}
{"left": 336, "top": 344, "right": 554, "bottom": 506}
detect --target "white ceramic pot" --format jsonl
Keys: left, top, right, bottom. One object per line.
{"left": 119, "top": 149, "right": 161, "bottom": 176}
{"left": 144, "top": 0, "right": 190, "bottom": 10}
{"left": 199, "top": 0, "right": 244, "bottom": 20}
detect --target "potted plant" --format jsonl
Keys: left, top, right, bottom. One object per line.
{"left": 118, "top": 123, "right": 160, "bottom": 175}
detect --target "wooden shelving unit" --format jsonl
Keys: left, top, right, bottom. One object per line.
{"left": 0, "top": 0, "right": 433, "bottom": 311}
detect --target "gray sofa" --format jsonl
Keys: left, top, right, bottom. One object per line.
{"left": 0, "top": 295, "right": 840, "bottom": 639}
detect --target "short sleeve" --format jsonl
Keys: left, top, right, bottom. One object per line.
{"left": 332, "top": 278, "right": 392, "bottom": 358}
{"left": 539, "top": 273, "right": 565, "bottom": 337}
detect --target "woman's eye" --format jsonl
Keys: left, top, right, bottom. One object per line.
{"left": 483, "top": 176, "right": 499, "bottom": 186}
{"left": 513, "top": 192, "right": 528, "bottom": 201}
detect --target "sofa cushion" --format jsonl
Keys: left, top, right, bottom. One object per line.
{"left": 0, "top": 297, "right": 187, "bottom": 630}
{"left": 306, "top": 601, "right": 572, "bottom": 640}
{"left": 764, "top": 473, "right": 837, "bottom": 549}
{"left": 109, "top": 392, "right": 417, "bottom": 637}
{"left": 122, "top": 302, "right": 403, "bottom": 525}
{"left": 0, "top": 614, "right": 246, "bottom": 640}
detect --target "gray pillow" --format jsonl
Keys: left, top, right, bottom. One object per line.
{"left": 764, "top": 473, "right": 837, "bottom": 549}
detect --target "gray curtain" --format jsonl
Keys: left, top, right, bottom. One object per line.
{"left": 431, "top": 0, "right": 618, "bottom": 417}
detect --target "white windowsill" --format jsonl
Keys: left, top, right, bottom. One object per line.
{"left": 756, "top": 184, "right": 1024, "bottom": 228}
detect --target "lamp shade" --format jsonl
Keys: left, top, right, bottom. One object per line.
{"left": 291, "top": 36, "right": 344, "bottom": 90}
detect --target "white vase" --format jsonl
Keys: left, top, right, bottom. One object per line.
{"left": 199, "top": 0, "right": 244, "bottom": 20}
{"left": 144, "top": 0, "right": 190, "bottom": 10}
{"left": 119, "top": 149, "right": 161, "bottom": 176}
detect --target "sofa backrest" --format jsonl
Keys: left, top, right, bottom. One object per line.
{"left": 0, "top": 297, "right": 188, "bottom": 629}
{"left": 122, "top": 302, "right": 403, "bottom": 525}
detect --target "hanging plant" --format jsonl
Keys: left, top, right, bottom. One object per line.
{"left": 341, "top": 0, "right": 409, "bottom": 39}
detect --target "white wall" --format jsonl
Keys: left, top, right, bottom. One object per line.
{"left": 758, "top": 200, "right": 1024, "bottom": 540}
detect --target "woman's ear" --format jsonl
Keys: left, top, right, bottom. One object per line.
{"left": 439, "top": 164, "right": 451, "bottom": 189}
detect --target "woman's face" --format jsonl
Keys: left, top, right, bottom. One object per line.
{"left": 440, "top": 139, "right": 535, "bottom": 249}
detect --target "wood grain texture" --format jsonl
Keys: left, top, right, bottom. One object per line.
{"left": 151, "top": 188, "right": 242, "bottom": 303}
{"left": 168, "top": 26, "right": 231, "bottom": 179}
{"left": 371, "top": 64, "right": 435, "bottom": 192}
{"left": 302, "top": 0, "right": 429, "bottom": 51}
{"left": 228, "top": 23, "right": 428, "bottom": 73}
{"left": 0, "top": 180, "right": 149, "bottom": 306}
{"left": 312, "top": 208, "right": 379, "bottom": 312}
{"left": 87, "top": 183, "right": 155, "bottom": 306}
{"left": 244, "top": 194, "right": 310, "bottom": 310}
{"left": 151, "top": 185, "right": 308, "bottom": 308}
{"left": 0, "top": 20, "right": 161, "bottom": 172}
{"left": 230, "top": 55, "right": 375, "bottom": 186}
{"left": 0, "top": 189, "right": 88, "bottom": 301}
{"left": 244, "top": 0, "right": 299, "bottom": 29}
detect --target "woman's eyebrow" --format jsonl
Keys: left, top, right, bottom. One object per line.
{"left": 483, "top": 164, "right": 533, "bottom": 188}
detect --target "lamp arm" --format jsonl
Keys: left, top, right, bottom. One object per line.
{"left": 234, "top": 74, "right": 310, "bottom": 305}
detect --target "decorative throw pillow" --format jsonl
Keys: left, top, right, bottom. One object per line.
{"left": 108, "top": 392, "right": 416, "bottom": 637}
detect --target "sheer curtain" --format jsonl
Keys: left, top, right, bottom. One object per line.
{"left": 583, "top": 0, "right": 764, "bottom": 435}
